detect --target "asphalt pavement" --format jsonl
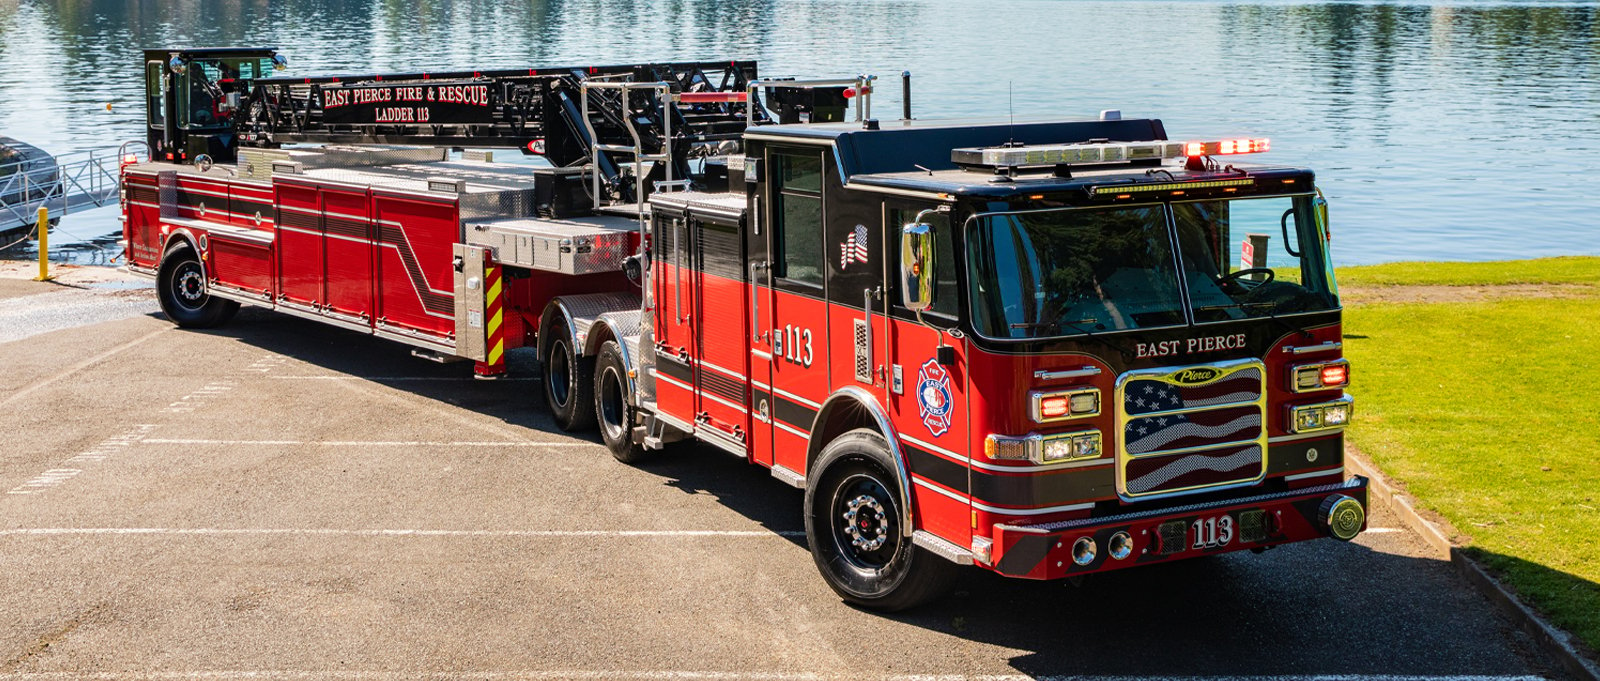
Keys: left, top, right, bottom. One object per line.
{"left": 0, "top": 273, "right": 1568, "bottom": 680}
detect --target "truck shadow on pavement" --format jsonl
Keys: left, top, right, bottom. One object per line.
{"left": 193, "top": 310, "right": 1560, "bottom": 679}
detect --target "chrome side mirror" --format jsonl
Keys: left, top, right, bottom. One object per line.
{"left": 272, "top": 54, "right": 290, "bottom": 71}
{"left": 900, "top": 219, "right": 936, "bottom": 312}
{"left": 168, "top": 55, "right": 188, "bottom": 75}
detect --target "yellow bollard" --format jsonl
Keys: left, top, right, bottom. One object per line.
{"left": 34, "top": 206, "right": 50, "bottom": 281}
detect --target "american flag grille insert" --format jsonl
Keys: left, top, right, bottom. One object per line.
{"left": 1117, "top": 361, "right": 1267, "bottom": 499}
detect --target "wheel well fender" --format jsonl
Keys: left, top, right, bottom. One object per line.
{"left": 162, "top": 229, "right": 200, "bottom": 258}
{"left": 537, "top": 300, "right": 576, "bottom": 361}
{"left": 807, "top": 386, "right": 914, "bottom": 538}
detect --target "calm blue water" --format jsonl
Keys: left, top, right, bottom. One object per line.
{"left": 1, "top": 0, "right": 1596, "bottom": 266}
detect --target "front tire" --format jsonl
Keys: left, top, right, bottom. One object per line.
{"left": 541, "top": 313, "right": 595, "bottom": 432}
{"left": 805, "top": 429, "right": 958, "bottom": 611}
{"left": 156, "top": 244, "right": 238, "bottom": 329}
{"left": 594, "top": 339, "right": 653, "bottom": 463}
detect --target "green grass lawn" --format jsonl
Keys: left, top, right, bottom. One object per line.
{"left": 1339, "top": 256, "right": 1600, "bottom": 287}
{"left": 1340, "top": 258, "right": 1600, "bottom": 654}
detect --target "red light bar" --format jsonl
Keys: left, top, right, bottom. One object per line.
{"left": 677, "top": 92, "right": 748, "bottom": 104}
{"left": 1185, "top": 138, "right": 1270, "bottom": 157}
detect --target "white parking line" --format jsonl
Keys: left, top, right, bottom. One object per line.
{"left": 0, "top": 672, "right": 1552, "bottom": 680}
{"left": 0, "top": 527, "right": 806, "bottom": 538}
{"left": 139, "top": 439, "right": 602, "bottom": 448}
{"left": 269, "top": 375, "right": 536, "bottom": 382}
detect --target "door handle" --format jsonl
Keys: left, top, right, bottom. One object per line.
{"left": 750, "top": 260, "right": 768, "bottom": 342}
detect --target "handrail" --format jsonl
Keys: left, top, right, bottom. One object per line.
{"left": 0, "top": 143, "right": 126, "bottom": 233}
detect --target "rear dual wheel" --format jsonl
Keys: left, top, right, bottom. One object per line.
{"left": 541, "top": 314, "right": 595, "bottom": 432}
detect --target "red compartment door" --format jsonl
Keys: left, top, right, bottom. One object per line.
{"left": 274, "top": 181, "right": 324, "bottom": 308}
{"left": 373, "top": 193, "right": 457, "bottom": 340}
{"left": 321, "top": 188, "right": 375, "bottom": 322}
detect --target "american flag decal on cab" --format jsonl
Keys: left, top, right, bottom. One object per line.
{"left": 1117, "top": 361, "right": 1268, "bottom": 499}
{"left": 840, "top": 223, "right": 870, "bottom": 270}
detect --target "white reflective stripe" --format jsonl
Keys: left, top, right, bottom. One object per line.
{"left": 1284, "top": 467, "right": 1344, "bottom": 481}
{"left": 912, "top": 477, "right": 968, "bottom": 502}
{"left": 971, "top": 499, "right": 1096, "bottom": 516}
{"left": 1268, "top": 432, "right": 1341, "bottom": 444}
{"left": 771, "top": 386, "right": 821, "bottom": 409}
{"left": 698, "top": 359, "right": 746, "bottom": 381}
{"left": 751, "top": 349, "right": 774, "bottom": 360}
{"left": 654, "top": 370, "right": 694, "bottom": 394}
{"left": 278, "top": 224, "right": 367, "bottom": 246}
{"left": 700, "top": 389, "right": 749, "bottom": 415}
{"left": 751, "top": 379, "right": 771, "bottom": 391}
{"left": 773, "top": 420, "right": 809, "bottom": 439}
{"left": 0, "top": 527, "right": 804, "bottom": 538}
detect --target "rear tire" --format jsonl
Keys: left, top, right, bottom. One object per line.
{"left": 541, "top": 313, "right": 595, "bottom": 432}
{"left": 594, "top": 340, "right": 654, "bottom": 464}
{"left": 804, "top": 429, "right": 959, "bottom": 612}
{"left": 156, "top": 244, "right": 238, "bottom": 329}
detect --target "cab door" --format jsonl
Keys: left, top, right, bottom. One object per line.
{"left": 754, "top": 147, "right": 831, "bottom": 477}
{"left": 883, "top": 201, "right": 973, "bottom": 547}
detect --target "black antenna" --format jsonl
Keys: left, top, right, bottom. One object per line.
{"left": 1008, "top": 81, "right": 1015, "bottom": 145}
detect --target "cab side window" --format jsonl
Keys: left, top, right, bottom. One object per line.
{"left": 772, "top": 151, "right": 824, "bottom": 288}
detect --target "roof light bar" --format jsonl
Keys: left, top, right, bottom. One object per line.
{"left": 953, "top": 137, "right": 1272, "bottom": 171}
{"left": 952, "top": 141, "right": 1188, "bottom": 170}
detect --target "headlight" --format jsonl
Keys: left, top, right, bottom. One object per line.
{"left": 985, "top": 430, "right": 1102, "bottom": 465}
{"left": 1288, "top": 395, "right": 1354, "bottom": 434}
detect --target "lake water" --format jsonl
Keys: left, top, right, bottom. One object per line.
{"left": 1, "top": 0, "right": 1596, "bottom": 266}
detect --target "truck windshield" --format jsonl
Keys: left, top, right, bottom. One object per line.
{"left": 966, "top": 196, "right": 1340, "bottom": 341}
{"left": 1173, "top": 195, "right": 1339, "bottom": 322}
{"left": 967, "top": 205, "right": 1187, "bottom": 339}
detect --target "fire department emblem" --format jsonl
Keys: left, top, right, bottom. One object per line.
{"left": 916, "top": 359, "right": 953, "bottom": 437}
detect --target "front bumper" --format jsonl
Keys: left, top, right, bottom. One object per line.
{"left": 989, "top": 476, "right": 1369, "bottom": 579}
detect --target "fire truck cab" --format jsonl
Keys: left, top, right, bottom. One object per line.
{"left": 122, "top": 50, "right": 1367, "bottom": 611}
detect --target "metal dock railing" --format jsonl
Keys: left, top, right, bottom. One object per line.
{"left": 0, "top": 140, "right": 125, "bottom": 240}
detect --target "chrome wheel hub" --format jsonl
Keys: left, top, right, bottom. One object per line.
{"left": 841, "top": 494, "right": 889, "bottom": 552}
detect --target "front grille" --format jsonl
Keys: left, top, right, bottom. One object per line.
{"left": 1117, "top": 361, "right": 1267, "bottom": 499}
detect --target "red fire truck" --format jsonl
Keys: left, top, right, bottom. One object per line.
{"left": 123, "top": 47, "right": 1368, "bottom": 610}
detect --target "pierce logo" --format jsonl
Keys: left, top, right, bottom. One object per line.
{"left": 916, "top": 359, "right": 953, "bottom": 437}
{"left": 1172, "top": 367, "right": 1222, "bottom": 385}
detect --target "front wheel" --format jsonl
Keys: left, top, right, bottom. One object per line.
{"left": 805, "top": 429, "right": 958, "bottom": 611}
{"left": 156, "top": 244, "right": 238, "bottom": 329}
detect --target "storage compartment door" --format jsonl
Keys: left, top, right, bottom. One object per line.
{"left": 373, "top": 193, "right": 457, "bottom": 340}
{"left": 274, "top": 182, "right": 324, "bottom": 308}
{"left": 321, "top": 188, "right": 375, "bottom": 323}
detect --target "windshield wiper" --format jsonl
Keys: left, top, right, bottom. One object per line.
{"left": 1197, "top": 302, "right": 1312, "bottom": 340}
{"left": 1011, "top": 317, "right": 1136, "bottom": 360}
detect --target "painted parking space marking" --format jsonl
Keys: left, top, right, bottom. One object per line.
{"left": 269, "top": 375, "right": 536, "bottom": 382}
{"left": 138, "top": 439, "right": 603, "bottom": 448}
{"left": 6, "top": 424, "right": 158, "bottom": 495}
{"left": 0, "top": 527, "right": 807, "bottom": 538}
{"left": 0, "top": 672, "right": 1553, "bottom": 680}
